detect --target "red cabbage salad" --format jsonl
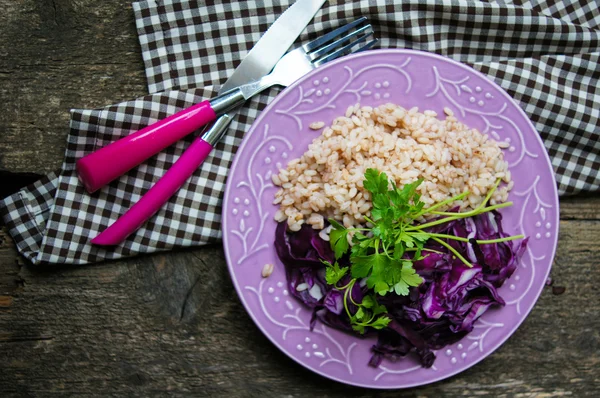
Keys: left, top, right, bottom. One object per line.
{"left": 274, "top": 168, "right": 528, "bottom": 368}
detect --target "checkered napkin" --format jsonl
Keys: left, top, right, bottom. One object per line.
{"left": 1, "top": 0, "right": 599, "bottom": 265}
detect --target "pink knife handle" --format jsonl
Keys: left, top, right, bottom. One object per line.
{"left": 76, "top": 100, "right": 216, "bottom": 193}
{"left": 90, "top": 138, "right": 214, "bottom": 246}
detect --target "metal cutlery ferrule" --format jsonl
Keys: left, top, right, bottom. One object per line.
{"left": 201, "top": 114, "right": 234, "bottom": 146}
{"left": 210, "top": 74, "right": 280, "bottom": 117}
{"left": 209, "top": 89, "right": 246, "bottom": 115}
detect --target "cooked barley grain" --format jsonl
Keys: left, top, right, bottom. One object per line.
{"left": 273, "top": 103, "right": 512, "bottom": 230}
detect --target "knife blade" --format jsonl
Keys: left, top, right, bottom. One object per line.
{"left": 90, "top": 0, "right": 326, "bottom": 245}
{"left": 220, "top": 0, "right": 326, "bottom": 92}
{"left": 77, "top": 0, "right": 328, "bottom": 194}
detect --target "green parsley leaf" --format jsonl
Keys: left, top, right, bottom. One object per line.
{"left": 363, "top": 168, "right": 389, "bottom": 195}
{"left": 401, "top": 262, "right": 424, "bottom": 287}
{"left": 328, "top": 218, "right": 349, "bottom": 260}
{"left": 372, "top": 302, "right": 388, "bottom": 316}
{"left": 372, "top": 192, "right": 390, "bottom": 209}
{"left": 353, "top": 250, "right": 390, "bottom": 283}
{"left": 355, "top": 307, "right": 365, "bottom": 321}
{"left": 324, "top": 260, "right": 348, "bottom": 285}
{"left": 373, "top": 280, "right": 391, "bottom": 296}
{"left": 411, "top": 231, "right": 430, "bottom": 243}
{"left": 371, "top": 249, "right": 391, "bottom": 271}
{"left": 361, "top": 295, "right": 375, "bottom": 309}
{"left": 397, "top": 231, "right": 415, "bottom": 248}
{"left": 370, "top": 315, "right": 391, "bottom": 330}
{"left": 352, "top": 323, "right": 366, "bottom": 334}
{"left": 393, "top": 243, "right": 405, "bottom": 260}
{"left": 393, "top": 280, "right": 410, "bottom": 296}
{"left": 350, "top": 242, "right": 367, "bottom": 258}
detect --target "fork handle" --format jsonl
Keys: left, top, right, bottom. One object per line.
{"left": 90, "top": 114, "right": 234, "bottom": 246}
{"left": 76, "top": 90, "right": 245, "bottom": 193}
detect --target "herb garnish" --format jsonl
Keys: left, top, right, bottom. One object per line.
{"left": 323, "top": 168, "right": 524, "bottom": 334}
{"left": 323, "top": 262, "right": 391, "bottom": 334}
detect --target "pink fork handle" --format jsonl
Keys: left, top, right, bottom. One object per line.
{"left": 90, "top": 138, "right": 214, "bottom": 246}
{"left": 76, "top": 100, "right": 216, "bottom": 193}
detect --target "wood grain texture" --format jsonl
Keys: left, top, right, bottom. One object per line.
{"left": 0, "top": 0, "right": 147, "bottom": 172}
{"left": 1, "top": 1, "right": 599, "bottom": 397}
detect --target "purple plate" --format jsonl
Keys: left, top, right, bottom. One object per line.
{"left": 222, "top": 49, "right": 559, "bottom": 389}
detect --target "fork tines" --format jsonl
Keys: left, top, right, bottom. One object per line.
{"left": 304, "top": 17, "right": 378, "bottom": 67}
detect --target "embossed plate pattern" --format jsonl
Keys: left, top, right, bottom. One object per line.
{"left": 222, "top": 49, "right": 559, "bottom": 389}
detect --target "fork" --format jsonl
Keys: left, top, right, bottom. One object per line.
{"left": 90, "top": 18, "right": 377, "bottom": 246}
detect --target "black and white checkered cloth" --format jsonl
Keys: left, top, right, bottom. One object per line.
{"left": 1, "top": 0, "right": 598, "bottom": 265}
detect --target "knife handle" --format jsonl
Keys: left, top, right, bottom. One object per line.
{"left": 90, "top": 115, "right": 234, "bottom": 246}
{"left": 77, "top": 89, "right": 245, "bottom": 193}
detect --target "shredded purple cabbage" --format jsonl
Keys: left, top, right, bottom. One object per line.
{"left": 274, "top": 211, "right": 528, "bottom": 368}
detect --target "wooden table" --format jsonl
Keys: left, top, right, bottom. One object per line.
{"left": 1, "top": 1, "right": 598, "bottom": 396}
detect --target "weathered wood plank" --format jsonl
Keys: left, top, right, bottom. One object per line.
{"left": 559, "top": 193, "right": 600, "bottom": 221}
{"left": 0, "top": 0, "right": 147, "bottom": 173}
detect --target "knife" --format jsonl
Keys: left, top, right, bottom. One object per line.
{"left": 77, "top": 0, "right": 328, "bottom": 194}
{"left": 90, "top": 0, "right": 327, "bottom": 245}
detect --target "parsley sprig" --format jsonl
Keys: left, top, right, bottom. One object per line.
{"left": 322, "top": 168, "right": 524, "bottom": 333}
{"left": 324, "top": 261, "right": 391, "bottom": 334}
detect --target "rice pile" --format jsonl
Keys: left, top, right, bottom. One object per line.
{"left": 272, "top": 103, "right": 513, "bottom": 232}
